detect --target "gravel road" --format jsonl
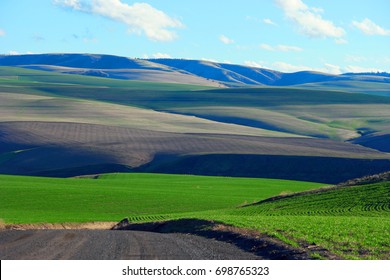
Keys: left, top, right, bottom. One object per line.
{"left": 0, "top": 230, "right": 261, "bottom": 260}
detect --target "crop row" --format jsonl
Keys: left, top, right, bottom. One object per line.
{"left": 233, "top": 182, "right": 390, "bottom": 217}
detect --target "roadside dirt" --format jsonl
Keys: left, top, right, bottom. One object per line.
{"left": 1, "top": 222, "right": 116, "bottom": 231}
{"left": 113, "top": 219, "right": 340, "bottom": 260}
{"left": 1, "top": 219, "right": 340, "bottom": 260}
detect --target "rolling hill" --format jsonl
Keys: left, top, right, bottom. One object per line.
{"left": 200, "top": 178, "right": 390, "bottom": 259}
{"left": 0, "top": 57, "right": 389, "bottom": 182}
{"left": 1, "top": 53, "right": 390, "bottom": 89}
{"left": 1, "top": 53, "right": 389, "bottom": 261}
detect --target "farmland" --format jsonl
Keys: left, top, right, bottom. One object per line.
{"left": 0, "top": 173, "right": 324, "bottom": 224}
{"left": 1, "top": 172, "right": 389, "bottom": 259}
{"left": 197, "top": 180, "right": 390, "bottom": 259}
{"left": 1, "top": 66, "right": 389, "bottom": 182}
{"left": 0, "top": 61, "right": 390, "bottom": 260}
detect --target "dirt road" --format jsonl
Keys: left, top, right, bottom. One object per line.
{"left": 0, "top": 230, "right": 261, "bottom": 260}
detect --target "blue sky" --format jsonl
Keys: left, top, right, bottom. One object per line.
{"left": 0, "top": 0, "right": 389, "bottom": 73}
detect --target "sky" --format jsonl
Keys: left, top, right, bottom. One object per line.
{"left": 0, "top": 0, "right": 390, "bottom": 73}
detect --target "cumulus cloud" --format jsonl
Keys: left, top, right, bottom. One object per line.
{"left": 245, "top": 61, "right": 308, "bottom": 72}
{"left": 245, "top": 60, "right": 345, "bottom": 74}
{"left": 344, "top": 65, "right": 384, "bottom": 73}
{"left": 260, "top": 43, "right": 303, "bottom": 52}
{"left": 54, "top": 0, "right": 183, "bottom": 41}
{"left": 277, "top": 44, "right": 303, "bottom": 52}
{"left": 275, "top": 0, "right": 345, "bottom": 38}
{"left": 0, "top": 29, "right": 5, "bottom": 36}
{"left": 272, "top": 61, "right": 310, "bottom": 72}
{"left": 263, "top": 18, "right": 277, "bottom": 26}
{"left": 323, "top": 63, "right": 342, "bottom": 75}
{"left": 260, "top": 43, "right": 274, "bottom": 51}
{"left": 244, "top": 61, "right": 266, "bottom": 68}
{"left": 273, "top": 62, "right": 344, "bottom": 74}
{"left": 54, "top": 0, "right": 81, "bottom": 9}
{"left": 352, "top": 18, "right": 390, "bottom": 36}
{"left": 6, "top": 51, "right": 35, "bottom": 55}
{"left": 152, "top": 53, "right": 172, "bottom": 59}
{"left": 245, "top": 60, "right": 387, "bottom": 74}
{"left": 219, "top": 35, "right": 234, "bottom": 45}
{"left": 201, "top": 58, "right": 219, "bottom": 63}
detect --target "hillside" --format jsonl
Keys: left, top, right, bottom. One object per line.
{"left": 0, "top": 66, "right": 389, "bottom": 182}
{"left": 0, "top": 54, "right": 223, "bottom": 87}
{"left": 199, "top": 179, "right": 390, "bottom": 259}
{"left": 1, "top": 53, "right": 390, "bottom": 89}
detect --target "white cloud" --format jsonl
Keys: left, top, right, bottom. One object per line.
{"left": 245, "top": 60, "right": 349, "bottom": 74}
{"left": 219, "top": 35, "right": 234, "bottom": 45}
{"left": 6, "top": 51, "right": 36, "bottom": 55}
{"left": 263, "top": 18, "right": 277, "bottom": 26}
{"left": 273, "top": 62, "right": 344, "bottom": 74}
{"left": 54, "top": 0, "right": 81, "bottom": 9}
{"left": 272, "top": 61, "right": 310, "bottom": 72}
{"left": 277, "top": 44, "right": 303, "bottom": 52}
{"left": 260, "top": 43, "right": 274, "bottom": 51}
{"left": 275, "top": 0, "right": 345, "bottom": 38}
{"left": 352, "top": 18, "right": 390, "bottom": 36}
{"left": 152, "top": 53, "right": 172, "bottom": 59}
{"left": 244, "top": 61, "right": 265, "bottom": 68}
{"left": 323, "top": 63, "right": 342, "bottom": 75}
{"left": 344, "top": 65, "right": 384, "bottom": 73}
{"left": 54, "top": 0, "right": 183, "bottom": 41}
{"left": 260, "top": 43, "right": 303, "bottom": 52}
{"left": 0, "top": 29, "right": 5, "bottom": 37}
{"left": 201, "top": 58, "right": 219, "bottom": 63}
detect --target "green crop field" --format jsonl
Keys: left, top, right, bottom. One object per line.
{"left": 0, "top": 173, "right": 323, "bottom": 224}
{"left": 1, "top": 172, "right": 389, "bottom": 259}
{"left": 192, "top": 181, "right": 390, "bottom": 259}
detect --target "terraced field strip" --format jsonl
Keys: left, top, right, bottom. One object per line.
{"left": 235, "top": 182, "right": 390, "bottom": 217}
{"left": 192, "top": 181, "right": 390, "bottom": 259}
{"left": 195, "top": 214, "right": 390, "bottom": 259}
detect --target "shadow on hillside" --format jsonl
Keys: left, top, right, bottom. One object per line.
{"left": 112, "top": 218, "right": 322, "bottom": 260}
{"left": 135, "top": 153, "right": 390, "bottom": 184}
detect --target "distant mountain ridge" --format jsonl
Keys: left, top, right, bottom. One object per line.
{"left": 1, "top": 53, "right": 389, "bottom": 87}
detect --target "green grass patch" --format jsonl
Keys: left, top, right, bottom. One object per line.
{"left": 0, "top": 173, "right": 389, "bottom": 259}
{"left": 0, "top": 173, "right": 323, "bottom": 224}
{"left": 194, "top": 181, "right": 390, "bottom": 259}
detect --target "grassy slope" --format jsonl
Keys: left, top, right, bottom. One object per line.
{"left": 1, "top": 66, "right": 389, "bottom": 180}
{"left": 0, "top": 92, "right": 286, "bottom": 137}
{"left": 0, "top": 173, "right": 323, "bottom": 224}
{"left": 0, "top": 66, "right": 213, "bottom": 91}
{"left": 1, "top": 172, "right": 388, "bottom": 259}
{"left": 196, "top": 181, "right": 390, "bottom": 259}
{"left": 298, "top": 80, "right": 390, "bottom": 97}
{"left": 1, "top": 67, "right": 389, "bottom": 141}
